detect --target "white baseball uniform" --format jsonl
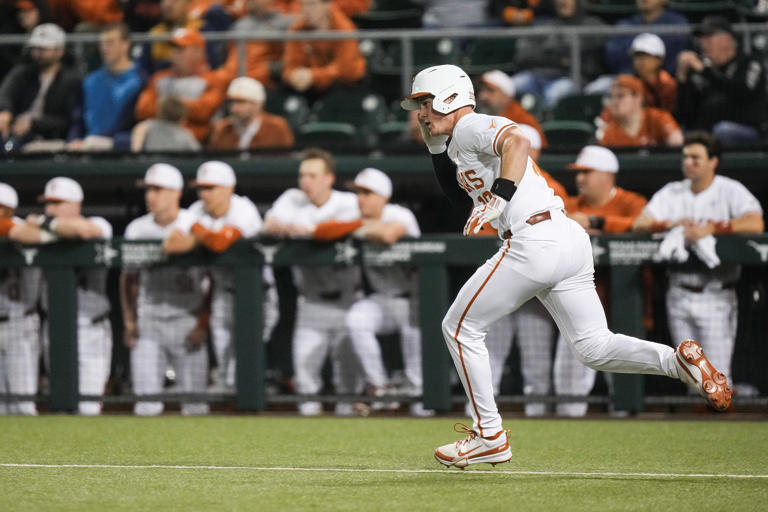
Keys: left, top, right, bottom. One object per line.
{"left": 124, "top": 209, "right": 210, "bottom": 415}
{"left": 442, "top": 112, "right": 681, "bottom": 437}
{"left": 0, "top": 225, "right": 42, "bottom": 415}
{"left": 643, "top": 175, "right": 763, "bottom": 384}
{"left": 42, "top": 216, "right": 114, "bottom": 415}
{"left": 345, "top": 204, "right": 424, "bottom": 398}
{"left": 265, "top": 188, "right": 362, "bottom": 414}
{"left": 188, "top": 194, "right": 266, "bottom": 389}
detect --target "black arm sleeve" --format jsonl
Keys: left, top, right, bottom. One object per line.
{"left": 431, "top": 150, "right": 473, "bottom": 214}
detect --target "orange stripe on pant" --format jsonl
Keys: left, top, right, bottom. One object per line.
{"left": 452, "top": 240, "right": 511, "bottom": 437}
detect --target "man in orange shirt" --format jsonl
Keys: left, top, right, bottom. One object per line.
{"left": 600, "top": 74, "right": 682, "bottom": 148}
{"left": 209, "top": 77, "right": 294, "bottom": 150}
{"left": 477, "top": 69, "right": 547, "bottom": 147}
{"left": 282, "top": 0, "right": 366, "bottom": 93}
{"left": 557, "top": 145, "right": 648, "bottom": 416}
{"left": 135, "top": 28, "right": 227, "bottom": 143}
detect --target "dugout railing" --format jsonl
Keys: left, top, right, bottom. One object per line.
{"left": 1, "top": 234, "right": 767, "bottom": 414}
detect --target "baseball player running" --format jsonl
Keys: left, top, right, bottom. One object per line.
{"left": 164, "top": 161, "right": 267, "bottom": 392}
{"left": 403, "top": 64, "right": 732, "bottom": 469}
{"left": 121, "top": 164, "right": 210, "bottom": 415}
{"left": 0, "top": 183, "right": 42, "bottom": 415}
{"left": 632, "top": 131, "right": 764, "bottom": 385}
{"left": 314, "top": 167, "right": 432, "bottom": 416}
{"left": 10, "top": 177, "right": 113, "bottom": 415}
{"left": 264, "top": 148, "right": 363, "bottom": 416}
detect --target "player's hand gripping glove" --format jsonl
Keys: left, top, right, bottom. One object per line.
{"left": 417, "top": 118, "right": 449, "bottom": 154}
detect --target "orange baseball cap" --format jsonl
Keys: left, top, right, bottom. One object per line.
{"left": 613, "top": 75, "right": 643, "bottom": 96}
{"left": 170, "top": 28, "right": 205, "bottom": 49}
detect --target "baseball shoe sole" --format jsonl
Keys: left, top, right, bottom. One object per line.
{"left": 676, "top": 339, "right": 732, "bottom": 411}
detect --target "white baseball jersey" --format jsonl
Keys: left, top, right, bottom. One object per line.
{"left": 0, "top": 218, "right": 42, "bottom": 317}
{"left": 363, "top": 203, "right": 420, "bottom": 297}
{"left": 644, "top": 175, "right": 763, "bottom": 285}
{"left": 77, "top": 216, "right": 113, "bottom": 320}
{"left": 124, "top": 209, "right": 207, "bottom": 318}
{"left": 447, "top": 113, "right": 564, "bottom": 235}
{"left": 266, "top": 189, "right": 362, "bottom": 301}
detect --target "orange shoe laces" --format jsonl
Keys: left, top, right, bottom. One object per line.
{"left": 453, "top": 422, "right": 479, "bottom": 448}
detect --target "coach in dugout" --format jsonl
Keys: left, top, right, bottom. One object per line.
{"left": 9, "top": 177, "right": 113, "bottom": 415}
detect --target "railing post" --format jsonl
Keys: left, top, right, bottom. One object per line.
{"left": 401, "top": 35, "right": 414, "bottom": 99}
{"left": 419, "top": 264, "right": 452, "bottom": 411}
{"left": 234, "top": 263, "right": 264, "bottom": 410}
{"left": 45, "top": 266, "right": 79, "bottom": 412}
{"left": 610, "top": 265, "right": 645, "bottom": 413}
{"left": 569, "top": 31, "right": 582, "bottom": 89}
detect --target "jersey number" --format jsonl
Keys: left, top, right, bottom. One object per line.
{"left": 459, "top": 170, "right": 496, "bottom": 205}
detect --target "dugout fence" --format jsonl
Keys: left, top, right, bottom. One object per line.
{"left": 1, "top": 234, "right": 767, "bottom": 415}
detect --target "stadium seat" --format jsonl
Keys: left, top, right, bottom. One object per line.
{"left": 264, "top": 90, "right": 310, "bottom": 131}
{"left": 457, "top": 38, "right": 517, "bottom": 75}
{"left": 550, "top": 94, "right": 605, "bottom": 124}
{"left": 584, "top": 0, "right": 637, "bottom": 21}
{"left": 353, "top": 0, "right": 423, "bottom": 29}
{"left": 297, "top": 122, "right": 360, "bottom": 145}
{"left": 668, "top": 0, "right": 737, "bottom": 20}
{"left": 299, "top": 89, "right": 388, "bottom": 145}
{"left": 540, "top": 120, "right": 595, "bottom": 147}
{"left": 369, "top": 38, "right": 458, "bottom": 75}
{"left": 735, "top": 0, "right": 768, "bottom": 20}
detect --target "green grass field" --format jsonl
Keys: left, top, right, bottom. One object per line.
{"left": 1, "top": 416, "right": 766, "bottom": 511}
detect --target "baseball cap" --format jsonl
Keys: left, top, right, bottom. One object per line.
{"left": 630, "top": 33, "right": 665, "bottom": 59}
{"left": 27, "top": 23, "right": 66, "bottom": 49}
{"left": 612, "top": 74, "right": 644, "bottom": 96}
{"left": 38, "top": 177, "right": 84, "bottom": 203}
{"left": 517, "top": 124, "right": 541, "bottom": 151}
{"left": 227, "top": 77, "right": 266, "bottom": 104}
{"left": 170, "top": 28, "right": 205, "bottom": 48}
{"left": 351, "top": 167, "right": 392, "bottom": 199}
{"left": 191, "top": 161, "right": 236, "bottom": 187}
{"left": 481, "top": 70, "right": 516, "bottom": 98}
{"left": 0, "top": 183, "right": 18, "bottom": 209}
{"left": 695, "top": 15, "right": 734, "bottom": 38}
{"left": 137, "top": 163, "right": 184, "bottom": 190}
{"left": 568, "top": 145, "right": 619, "bottom": 174}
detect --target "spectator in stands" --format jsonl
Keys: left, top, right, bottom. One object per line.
{"left": 131, "top": 95, "right": 201, "bottom": 151}
{"left": 677, "top": 16, "right": 767, "bottom": 145}
{"left": 135, "top": 28, "right": 227, "bottom": 144}
{"left": 632, "top": 131, "right": 764, "bottom": 386}
{"left": 0, "top": 23, "right": 80, "bottom": 153}
{"left": 412, "top": 0, "right": 494, "bottom": 27}
{"left": 219, "top": 0, "right": 295, "bottom": 86}
{"left": 68, "top": 23, "right": 145, "bottom": 152}
{"left": 554, "top": 145, "right": 648, "bottom": 416}
{"left": 9, "top": 177, "right": 114, "bottom": 416}
{"left": 477, "top": 69, "right": 547, "bottom": 147}
{"left": 599, "top": 75, "right": 682, "bottom": 147}
{"left": 604, "top": 0, "right": 688, "bottom": 76}
{"left": 511, "top": 0, "right": 606, "bottom": 109}
{"left": 282, "top": 0, "right": 366, "bottom": 94}
{"left": 209, "top": 77, "right": 294, "bottom": 150}
{"left": 0, "top": 0, "right": 49, "bottom": 78}
{"left": 491, "top": 0, "right": 546, "bottom": 27}
{"left": 63, "top": 0, "right": 124, "bottom": 32}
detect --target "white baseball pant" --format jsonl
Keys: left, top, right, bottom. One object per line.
{"left": 442, "top": 209, "right": 680, "bottom": 438}
{"left": 666, "top": 285, "right": 737, "bottom": 384}
{"left": 0, "top": 314, "right": 40, "bottom": 415}
{"left": 553, "top": 334, "right": 597, "bottom": 417}
{"left": 76, "top": 318, "right": 112, "bottom": 416}
{"left": 483, "top": 299, "right": 554, "bottom": 416}
{"left": 345, "top": 294, "right": 423, "bottom": 396}
{"left": 132, "top": 314, "right": 209, "bottom": 416}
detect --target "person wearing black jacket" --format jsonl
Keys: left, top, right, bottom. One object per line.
{"left": 0, "top": 23, "right": 81, "bottom": 153}
{"left": 676, "top": 16, "right": 767, "bottom": 145}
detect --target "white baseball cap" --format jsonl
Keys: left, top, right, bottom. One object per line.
{"left": 227, "top": 76, "right": 266, "bottom": 104}
{"left": 28, "top": 23, "right": 66, "bottom": 49}
{"left": 39, "top": 177, "right": 84, "bottom": 202}
{"left": 0, "top": 183, "right": 18, "bottom": 209}
{"left": 568, "top": 145, "right": 619, "bottom": 174}
{"left": 137, "top": 163, "right": 184, "bottom": 190}
{"left": 517, "top": 124, "right": 541, "bottom": 151}
{"left": 630, "top": 33, "right": 665, "bottom": 59}
{"left": 191, "top": 160, "right": 236, "bottom": 187}
{"left": 481, "top": 70, "right": 516, "bottom": 98}
{"left": 352, "top": 167, "right": 392, "bottom": 199}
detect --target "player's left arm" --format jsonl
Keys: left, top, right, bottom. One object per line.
{"left": 711, "top": 212, "right": 764, "bottom": 235}
{"left": 191, "top": 223, "right": 243, "bottom": 253}
{"left": 356, "top": 220, "right": 408, "bottom": 244}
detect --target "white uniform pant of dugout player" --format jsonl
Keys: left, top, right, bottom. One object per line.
{"left": 442, "top": 209, "right": 681, "bottom": 437}
{"left": 0, "top": 314, "right": 40, "bottom": 415}
{"left": 132, "top": 314, "right": 209, "bottom": 416}
{"left": 345, "top": 294, "right": 423, "bottom": 396}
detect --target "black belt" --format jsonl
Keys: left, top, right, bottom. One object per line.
{"left": 502, "top": 210, "right": 554, "bottom": 239}
{"left": 0, "top": 309, "right": 36, "bottom": 323}
{"left": 678, "top": 282, "right": 736, "bottom": 293}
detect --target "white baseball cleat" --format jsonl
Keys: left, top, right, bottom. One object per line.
{"left": 674, "top": 339, "right": 732, "bottom": 411}
{"left": 434, "top": 423, "right": 512, "bottom": 469}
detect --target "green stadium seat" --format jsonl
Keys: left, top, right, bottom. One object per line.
{"left": 584, "top": 0, "right": 637, "bottom": 21}
{"left": 669, "top": 0, "right": 736, "bottom": 20}
{"left": 264, "top": 90, "right": 310, "bottom": 131}
{"left": 297, "top": 122, "right": 360, "bottom": 145}
{"left": 369, "top": 38, "right": 457, "bottom": 75}
{"left": 457, "top": 38, "right": 517, "bottom": 75}
{"left": 550, "top": 94, "right": 605, "bottom": 124}
{"left": 540, "top": 120, "right": 595, "bottom": 147}
{"left": 353, "top": 0, "right": 423, "bottom": 29}
{"left": 301, "top": 89, "right": 388, "bottom": 145}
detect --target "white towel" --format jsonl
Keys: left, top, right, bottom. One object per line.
{"left": 692, "top": 234, "right": 721, "bottom": 269}
{"left": 654, "top": 226, "right": 689, "bottom": 263}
